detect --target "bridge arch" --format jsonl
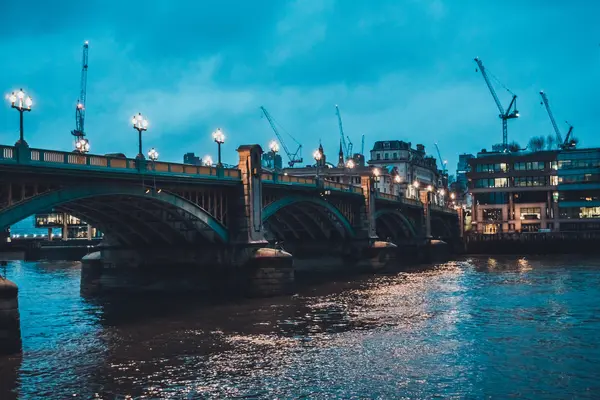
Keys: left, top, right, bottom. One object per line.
{"left": 431, "top": 216, "right": 453, "bottom": 239}
{"left": 0, "top": 185, "right": 229, "bottom": 245}
{"left": 374, "top": 209, "right": 418, "bottom": 240}
{"left": 262, "top": 195, "right": 355, "bottom": 241}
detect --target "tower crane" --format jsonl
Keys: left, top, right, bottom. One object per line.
{"left": 361, "top": 134, "right": 365, "bottom": 155}
{"left": 539, "top": 90, "right": 575, "bottom": 150}
{"left": 71, "top": 41, "right": 89, "bottom": 152}
{"left": 335, "top": 105, "right": 352, "bottom": 159}
{"left": 260, "top": 106, "right": 303, "bottom": 167}
{"left": 434, "top": 143, "right": 447, "bottom": 174}
{"left": 474, "top": 57, "right": 519, "bottom": 151}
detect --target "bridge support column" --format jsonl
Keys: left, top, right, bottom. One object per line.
{"left": 235, "top": 144, "right": 293, "bottom": 296}
{"left": 0, "top": 277, "right": 21, "bottom": 355}
{"left": 360, "top": 176, "right": 377, "bottom": 239}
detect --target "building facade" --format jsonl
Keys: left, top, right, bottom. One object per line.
{"left": 368, "top": 140, "right": 445, "bottom": 203}
{"left": 468, "top": 147, "right": 600, "bottom": 234}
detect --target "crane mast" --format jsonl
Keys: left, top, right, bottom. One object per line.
{"left": 335, "top": 105, "right": 351, "bottom": 159}
{"left": 361, "top": 134, "right": 365, "bottom": 155}
{"left": 259, "top": 106, "right": 303, "bottom": 167}
{"left": 72, "top": 41, "right": 89, "bottom": 142}
{"left": 539, "top": 90, "right": 574, "bottom": 150}
{"left": 474, "top": 57, "right": 519, "bottom": 151}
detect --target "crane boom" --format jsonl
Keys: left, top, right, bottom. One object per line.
{"left": 539, "top": 91, "right": 562, "bottom": 145}
{"left": 474, "top": 57, "right": 505, "bottom": 115}
{"left": 335, "top": 105, "right": 349, "bottom": 159}
{"left": 72, "top": 41, "right": 89, "bottom": 139}
{"left": 474, "top": 57, "right": 519, "bottom": 151}
{"left": 259, "top": 106, "right": 303, "bottom": 167}
{"left": 434, "top": 143, "right": 447, "bottom": 173}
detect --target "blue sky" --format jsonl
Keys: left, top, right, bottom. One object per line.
{"left": 1, "top": 0, "right": 599, "bottom": 172}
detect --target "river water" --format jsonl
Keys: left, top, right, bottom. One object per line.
{"left": 1, "top": 256, "right": 600, "bottom": 399}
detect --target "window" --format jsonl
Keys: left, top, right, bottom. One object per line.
{"left": 392, "top": 152, "right": 397, "bottom": 160}
{"left": 514, "top": 176, "right": 549, "bottom": 187}
{"left": 520, "top": 207, "right": 541, "bottom": 220}
{"left": 550, "top": 176, "right": 558, "bottom": 186}
{"left": 514, "top": 161, "right": 546, "bottom": 171}
{"left": 384, "top": 142, "right": 391, "bottom": 149}
{"left": 384, "top": 153, "right": 389, "bottom": 160}
{"left": 376, "top": 154, "right": 381, "bottom": 160}
{"left": 483, "top": 209, "right": 502, "bottom": 221}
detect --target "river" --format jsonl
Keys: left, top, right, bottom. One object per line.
{"left": 1, "top": 256, "right": 600, "bottom": 399}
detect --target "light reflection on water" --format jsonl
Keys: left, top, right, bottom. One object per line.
{"left": 1, "top": 256, "right": 600, "bottom": 398}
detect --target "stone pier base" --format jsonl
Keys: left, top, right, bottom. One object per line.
{"left": 0, "top": 278, "right": 21, "bottom": 356}
{"left": 245, "top": 248, "right": 294, "bottom": 297}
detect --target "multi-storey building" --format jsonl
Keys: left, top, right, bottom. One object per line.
{"left": 455, "top": 153, "right": 474, "bottom": 194}
{"left": 467, "top": 148, "right": 600, "bottom": 234}
{"left": 368, "top": 140, "right": 445, "bottom": 203}
{"left": 468, "top": 149, "right": 559, "bottom": 234}
{"left": 556, "top": 148, "right": 600, "bottom": 231}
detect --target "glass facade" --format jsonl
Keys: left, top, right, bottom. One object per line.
{"left": 514, "top": 161, "right": 545, "bottom": 171}
{"left": 35, "top": 213, "right": 88, "bottom": 228}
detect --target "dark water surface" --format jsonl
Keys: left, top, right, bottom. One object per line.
{"left": 1, "top": 256, "right": 600, "bottom": 399}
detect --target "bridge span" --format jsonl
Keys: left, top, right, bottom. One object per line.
{"left": 0, "top": 142, "right": 459, "bottom": 297}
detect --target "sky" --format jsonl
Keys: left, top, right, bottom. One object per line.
{"left": 1, "top": 0, "right": 599, "bottom": 172}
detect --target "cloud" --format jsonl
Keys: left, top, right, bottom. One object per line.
{"left": 1, "top": 0, "right": 599, "bottom": 172}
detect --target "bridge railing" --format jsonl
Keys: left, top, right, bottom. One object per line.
{"left": 0, "top": 145, "right": 14, "bottom": 161}
{"left": 430, "top": 203, "right": 458, "bottom": 214}
{"left": 323, "top": 181, "right": 363, "bottom": 194}
{"left": 0, "top": 146, "right": 241, "bottom": 180}
{"left": 376, "top": 192, "right": 399, "bottom": 201}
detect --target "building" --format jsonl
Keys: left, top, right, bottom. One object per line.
{"left": 468, "top": 149, "right": 559, "bottom": 234}
{"left": 455, "top": 153, "right": 474, "bottom": 194}
{"left": 368, "top": 140, "right": 445, "bottom": 203}
{"left": 183, "top": 152, "right": 202, "bottom": 166}
{"left": 556, "top": 148, "right": 600, "bottom": 231}
{"left": 262, "top": 152, "right": 283, "bottom": 169}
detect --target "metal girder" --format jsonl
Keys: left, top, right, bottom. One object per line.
{"left": 81, "top": 198, "right": 176, "bottom": 245}
{"left": 0, "top": 185, "right": 229, "bottom": 243}
{"left": 59, "top": 205, "right": 135, "bottom": 246}
{"left": 278, "top": 205, "right": 317, "bottom": 240}
{"left": 262, "top": 195, "right": 355, "bottom": 238}
{"left": 374, "top": 209, "right": 417, "bottom": 238}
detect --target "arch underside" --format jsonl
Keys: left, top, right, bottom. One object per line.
{"left": 431, "top": 217, "right": 453, "bottom": 238}
{"left": 263, "top": 197, "right": 354, "bottom": 242}
{"left": 0, "top": 186, "right": 228, "bottom": 246}
{"left": 375, "top": 209, "right": 418, "bottom": 242}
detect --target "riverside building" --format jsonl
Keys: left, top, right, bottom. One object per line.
{"left": 468, "top": 147, "right": 600, "bottom": 234}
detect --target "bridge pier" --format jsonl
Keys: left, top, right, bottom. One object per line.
{"left": 0, "top": 277, "right": 21, "bottom": 355}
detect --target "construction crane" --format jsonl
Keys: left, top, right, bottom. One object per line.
{"left": 539, "top": 90, "right": 575, "bottom": 150}
{"left": 71, "top": 41, "right": 89, "bottom": 151}
{"left": 434, "top": 143, "right": 447, "bottom": 174}
{"left": 361, "top": 134, "right": 365, "bottom": 155}
{"left": 335, "top": 105, "right": 353, "bottom": 159}
{"left": 474, "top": 57, "right": 519, "bottom": 151}
{"left": 259, "top": 106, "right": 303, "bottom": 167}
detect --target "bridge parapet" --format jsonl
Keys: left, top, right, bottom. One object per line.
{"left": 0, "top": 145, "right": 241, "bottom": 180}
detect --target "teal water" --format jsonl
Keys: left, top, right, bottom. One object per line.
{"left": 1, "top": 256, "right": 600, "bottom": 399}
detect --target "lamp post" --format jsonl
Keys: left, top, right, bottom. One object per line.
{"left": 313, "top": 149, "right": 322, "bottom": 178}
{"left": 425, "top": 185, "right": 433, "bottom": 238}
{"left": 269, "top": 140, "right": 280, "bottom": 169}
{"left": 132, "top": 113, "right": 148, "bottom": 159}
{"left": 413, "top": 180, "right": 420, "bottom": 201}
{"left": 148, "top": 147, "right": 159, "bottom": 162}
{"left": 212, "top": 128, "right": 225, "bottom": 167}
{"left": 7, "top": 88, "right": 33, "bottom": 145}
{"left": 393, "top": 174, "right": 401, "bottom": 196}
{"left": 75, "top": 138, "right": 90, "bottom": 154}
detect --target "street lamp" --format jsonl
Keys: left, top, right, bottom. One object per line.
{"left": 203, "top": 155, "right": 213, "bottom": 167}
{"left": 394, "top": 175, "right": 401, "bottom": 183}
{"left": 450, "top": 192, "right": 456, "bottom": 200}
{"left": 7, "top": 88, "right": 33, "bottom": 145}
{"left": 427, "top": 185, "right": 433, "bottom": 192}
{"left": 212, "top": 128, "right": 225, "bottom": 167}
{"left": 346, "top": 159, "right": 355, "bottom": 169}
{"left": 148, "top": 147, "right": 159, "bottom": 161}
{"left": 269, "top": 140, "right": 279, "bottom": 169}
{"left": 313, "top": 149, "right": 322, "bottom": 178}
{"left": 132, "top": 112, "right": 148, "bottom": 159}
{"left": 75, "top": 138, "right": 90, "bottom": 154}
